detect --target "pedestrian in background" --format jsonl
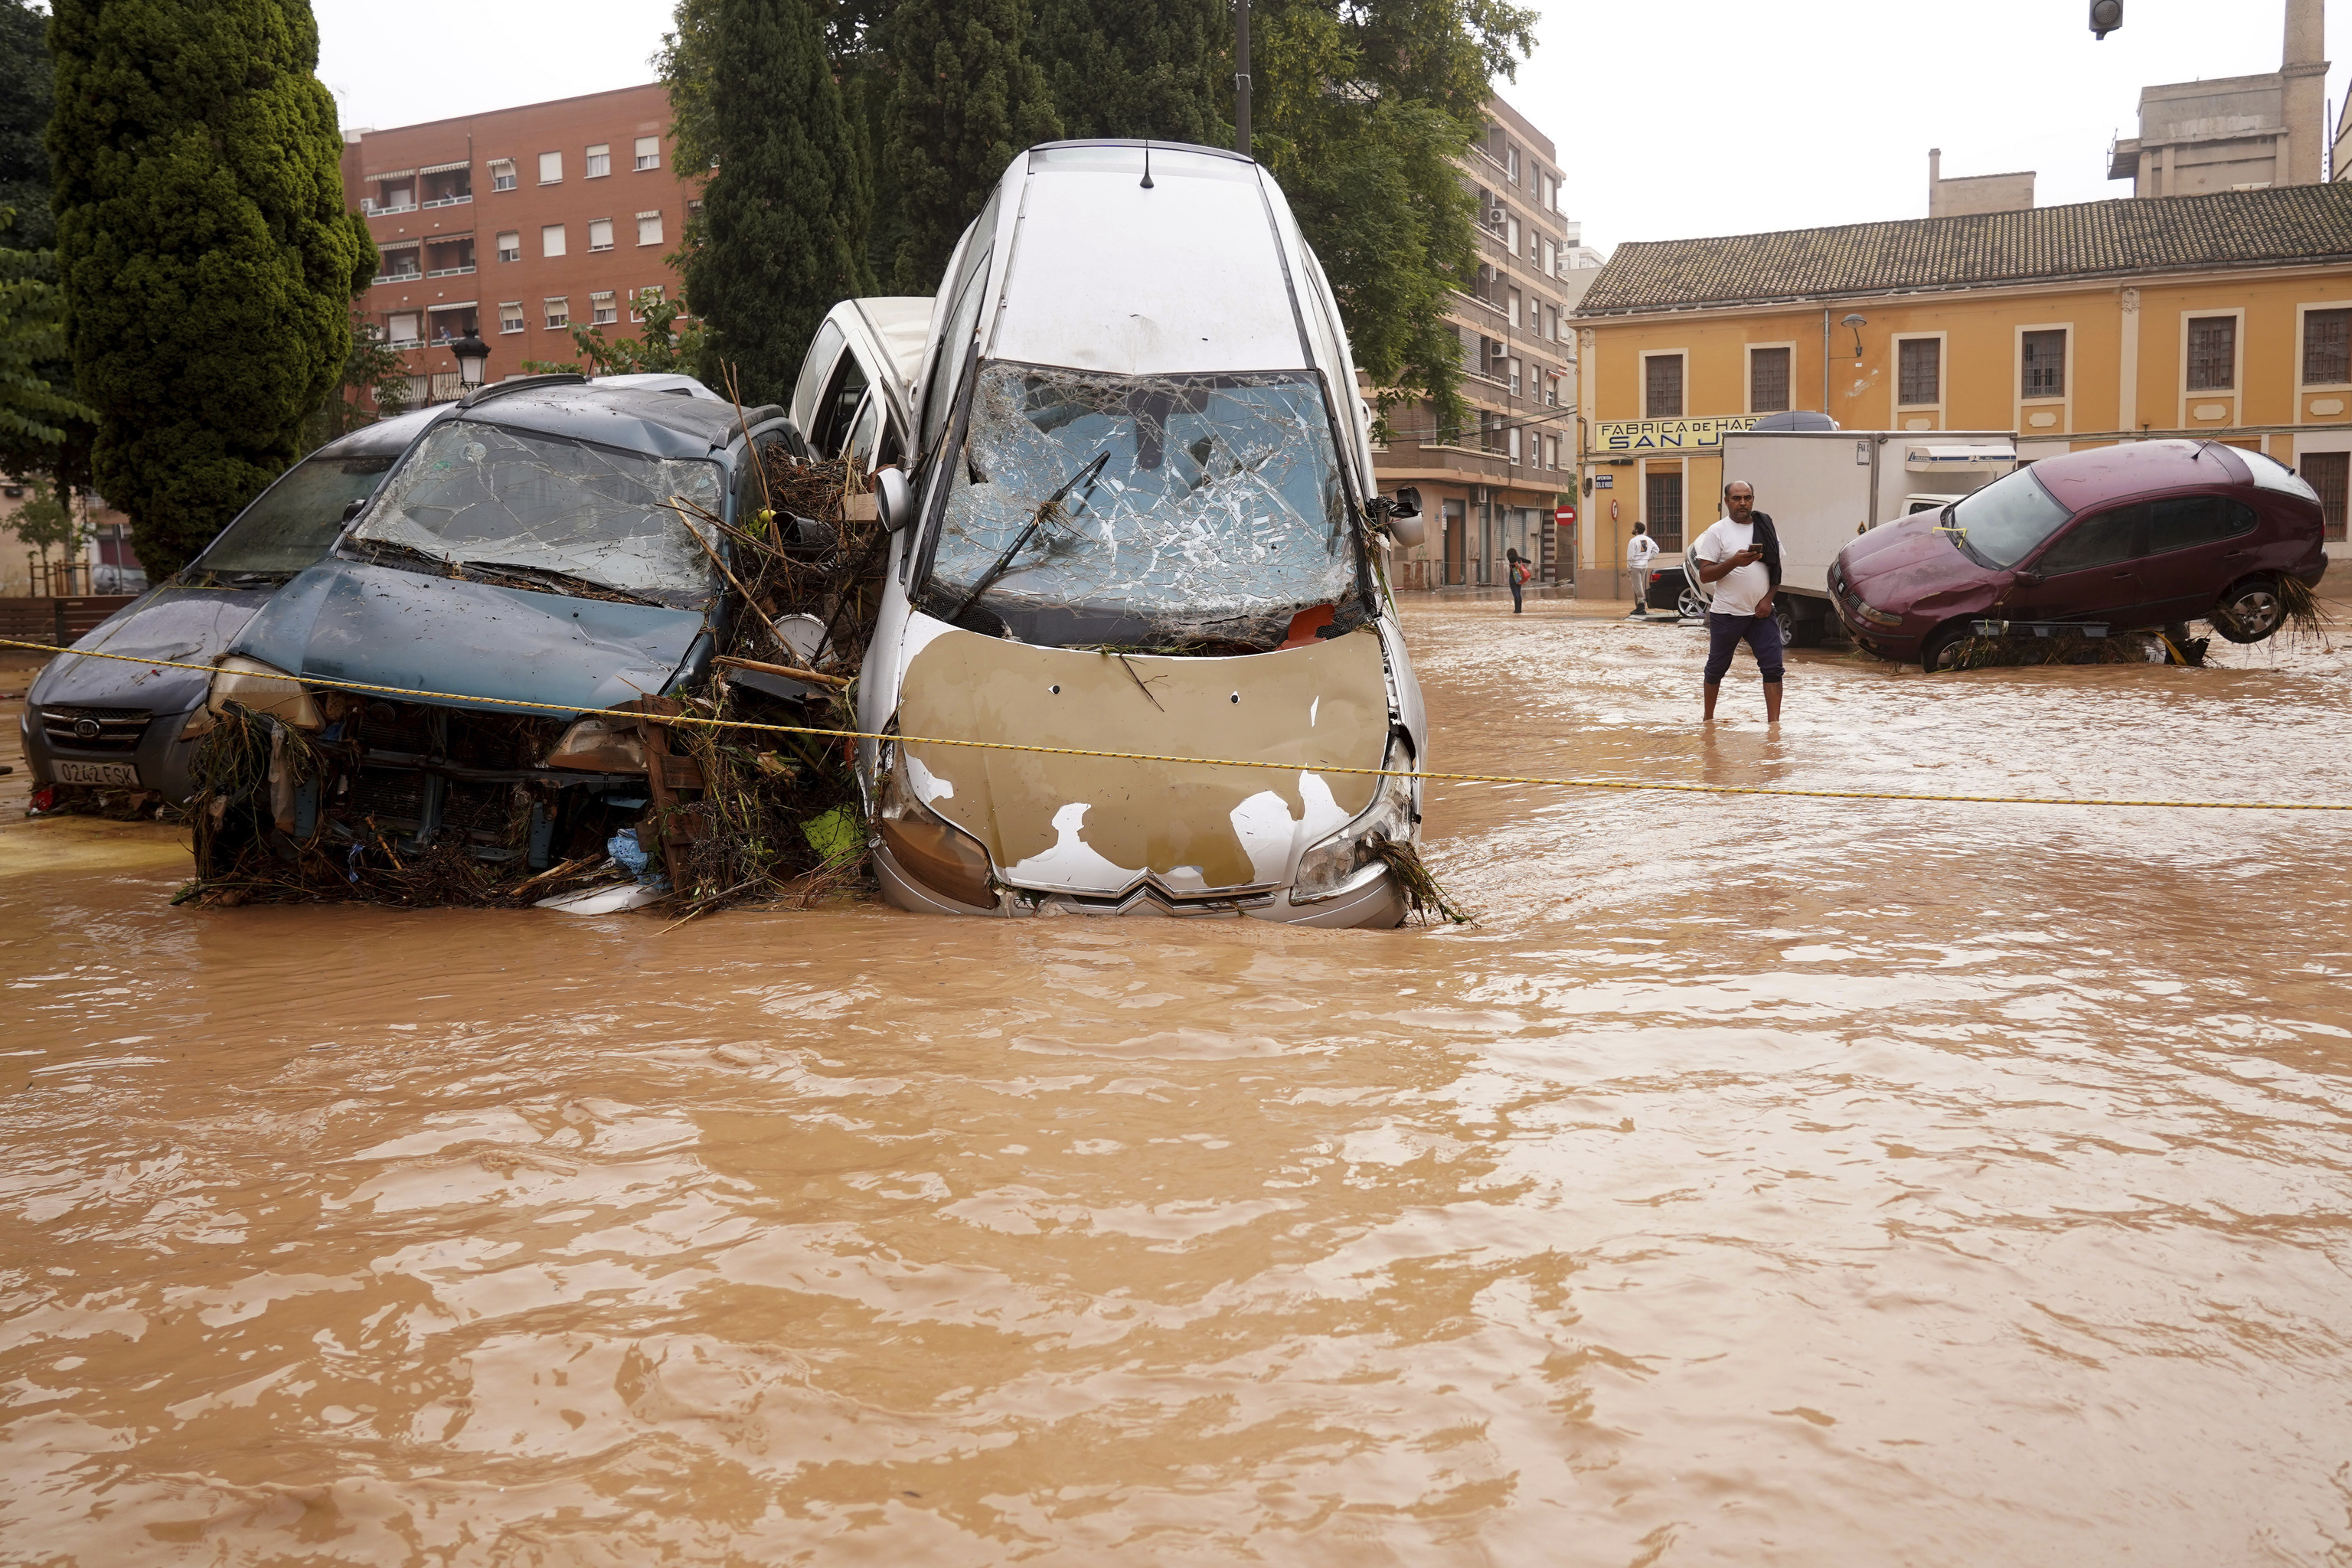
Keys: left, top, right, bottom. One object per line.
{"left": 1625, "top": 523, "right": 1658, "bottom": 619}
{"left": 1506, "top": 548, "right": 1531, "bottom": 613}
{"left": 1691, "top": 481, "right": 1783, "bottom": 723}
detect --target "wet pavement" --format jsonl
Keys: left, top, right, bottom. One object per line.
{"left": 4, "top": 599, "right": 2352, "bottom": 1564}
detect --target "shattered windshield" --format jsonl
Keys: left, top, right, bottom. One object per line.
{"left": 351, "top": 422, "right": 726, "bottom": 607}
{"left": 196, "top": 452, "right": 397, "bottom": 577}
{"left": 1947, "top": 467, "right": 2071, "bottom": 569}
{"left": 921, "top": 362, "right": 1358, "bottom": 647}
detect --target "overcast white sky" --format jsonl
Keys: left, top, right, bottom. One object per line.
{"left": 313, "top": 0, "right": 2350, "bottom": 257}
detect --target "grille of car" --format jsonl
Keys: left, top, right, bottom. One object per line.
{"left": 348, "top": 766, "right": 430, "bottom": 825}
{"left": 440, "top": 781, "right": 514, "bottom": 837}
{"left": 350, "top": 704, "right": 436, "bottom": 756}
{"left": 38, "top": 705, "right": 152, "bottom": 753}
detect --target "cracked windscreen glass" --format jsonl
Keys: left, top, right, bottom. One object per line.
{"left": 351, "top": 422, "right": 726, "bottom": 607}
{"left": 921, "top": 363, "right": 1359, "bottom": 647}
{"left": 196, "top": 453, "right": 398, "bottom": 578}
{"left": 1945, "top": 466, "right": 2071, "bottom": 569}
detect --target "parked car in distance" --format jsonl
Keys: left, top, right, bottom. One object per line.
{"left": 21, "top": 404, "right": 449, "bottom": 808}
{"left": 1831, "top": 439, "right": 2328, "bottom": 671}
{"left": 1638, "top": 554, "right": 1705, "bottom": 619}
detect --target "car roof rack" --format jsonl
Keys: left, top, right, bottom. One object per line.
{"left": 459, "top": 372, "right": 590, "bottom": 410}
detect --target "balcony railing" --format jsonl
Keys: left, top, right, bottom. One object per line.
{"left": 425, "top": 264, "right": 475, "bottom": 278}
{"left": 373, "top": 270, "right": 422, "bottom": 286}
{"left": 421, "top": 194, "right": 472, "bottom": 209}
{"left": 366, "top": 201, "right": 417, "bottom": 217}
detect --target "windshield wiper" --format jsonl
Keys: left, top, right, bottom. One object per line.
{"left": 947, "top": 449, "right": 1111, "bottom": 627}
{"left": 456, "top": 560, "right": 667, "bottom": 608}
{"left": 351, "top": 537, "right": 463, "bottom": 576}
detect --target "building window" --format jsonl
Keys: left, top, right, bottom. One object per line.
{"left": 541, "top": 224, "right": 566, "bottom": 257}
{"left": 590, "top": 290, "right": 617, "bottom": 325}
{"left": 488, "top": 158, "right": 517, "bottom": 192}
{"left": 2187, "top": 315, "right": 2236, "bottom": 390}
{"left": 630, "top": 286, "right": 663, "bottom": 322}
{"left": 1506, "top": 145, "right": 1519, "bottom": 182}
{"left": 586, "top": 143, "right": 610, "bottom": 178}
{"left": 1508, "top": 357, "right": 1521, "bottom": 396}
{"left": 635, "top": 136, "right": 661, "bottom": 171}
{"left": 537, "top": 151, "right": 562, "bottom": 184}
{"left": 1897, "top": 338, "right": 1940, "bottom": 405}
{"left": 588, "top": 218, "right": 613, "bottom": 252}
{"left": 544, "top": 297, "right": 570, "bottom": 329}
{"left": 1508, "top": 426, "right": 1521, "bottom": 462}
{"left": 636, "top": 211, "right": 664, "bottom": 247}
{"left": 1645, "top": 468, "right": 1684, "bottom": 552}
{"left": 2304, "top": 450, "right": 2349, "bottom": 541}
{"left": 1749, "top": 346, "right": 1791, "bottom": 413}
{"left": 1506, "top": 286, "right": 1521, "bottom": 329}
{"left": 1505, "top": 214, "right": 1520, "bottom": 255}
{"left": 1645, "top": 354, "right": 1683, "bottom": 419}
{"left": 1547, "top": 434, "right": 1560, "bottom": 469}
{"left": 2022, "top": 328, "right": 2066, "bottom": 397}
{"left": 1542, "top": 238, "right": 1556, "bottom": 276}
{"left": 387, "top": 312, "right": 420, "bottom": 346}
{"left": 1540, "top": 172, "right": 1553, "bottom": 211}
{"left": 495, "top": 230, "right": 520, "bottom": 263}
{"left": 2304, "top": 309, "right": 2350, "bottom": 384}
{"left": 498, "top": 301, "right": 524, "bottom": 335}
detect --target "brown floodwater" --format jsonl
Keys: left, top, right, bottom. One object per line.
{"left": 5, "top": 600, "right": 2352, "bottom": 1565}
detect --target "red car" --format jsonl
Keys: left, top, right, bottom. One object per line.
{"left": 1830, "top": 439, "right": 2328, "bottom": 670}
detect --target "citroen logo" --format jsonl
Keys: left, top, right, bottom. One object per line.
{"left": 72, "top": 717, "right": 101, "bottom": 740}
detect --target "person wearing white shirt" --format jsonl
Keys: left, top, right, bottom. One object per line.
{"left": 1690, "top": 480, "right": 1782, "bottom": 723}
{"left": 1624, "top": 523, "right": 1659, "bottom": 618}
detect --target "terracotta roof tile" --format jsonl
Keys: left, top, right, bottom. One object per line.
{"left": 1572, "top": 184, "right": 2352, "bottom": 317}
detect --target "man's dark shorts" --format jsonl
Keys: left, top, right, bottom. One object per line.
{"left": 1704, "top": 610, "right": 1784, "bottom": 685}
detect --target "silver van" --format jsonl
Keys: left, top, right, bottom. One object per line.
{"left": 831, "top": 141, "right": 1427, "bottom": 926}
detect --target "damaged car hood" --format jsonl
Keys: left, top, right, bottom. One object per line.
{"left": 897, "top": 622, "right": 1389, "bottom": 897}
{"left": 1841, "top": 516, "right": 2007, "bottom": 605}
{"left": 231, "top": 560, "right": 710, "bottom": 717}
{"left": 30, "top": 584, "right": 279, "bottom": 715}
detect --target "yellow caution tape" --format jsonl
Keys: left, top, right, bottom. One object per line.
{"left": 6, "top": 635, "right": 2348, "bottom": 812}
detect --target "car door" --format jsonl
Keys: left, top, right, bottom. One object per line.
{"left": 2134, "top": 492, "right": 2262, "bottom": 622}
{"left": 2010, "top": 501, "right": 2151, "bottom": 625}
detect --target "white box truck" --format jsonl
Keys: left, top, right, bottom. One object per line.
{"left": 1710, "top": 429, "right": 2018, "bottom": 644}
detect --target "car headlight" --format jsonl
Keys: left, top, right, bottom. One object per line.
{"left": 1292, "top": 753, "right": 1416, "bottom": 903}
{"left": 877, "top": 745, "right": 996, "bottom": 908}
{"left": 207, "top": 655, "right": 324, "bottom": 730}
{"left": 1851, "top": 599, "right": 1903, "bottom": 628}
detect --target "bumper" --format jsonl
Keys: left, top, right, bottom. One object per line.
{"left": 873, "top": 842, "right": 1408, "bottom": 929}
{"left": 20, "top": 704, "right": 204, "bottom": 802}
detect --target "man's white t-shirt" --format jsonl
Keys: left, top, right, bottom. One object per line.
{"left": 1625, "top": 534, "right": 1659, "bottom": 578}
{"left": 1692, "top": 518, "right": 1772, "bottom": 618}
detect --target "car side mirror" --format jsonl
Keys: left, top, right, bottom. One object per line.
{"left": 341, "top": 498, "right": 368, "bottom": 522}
{"left": 874, "top": 466, "right": 912, "bottom": 533}
{"left": 2014, "top": 569, "right": 2043, "bottom": 586}
{"left": 1391, "top": 485, "right": 1422, "bottom": 520}
{"left": 1388, "top": 511, "right": 1426, "bottom": 549}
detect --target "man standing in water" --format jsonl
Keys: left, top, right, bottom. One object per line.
{"left": 1624, "top": 522, "right": 1658, "bottom": 618}
{"left": 1691, "top": 481, "right": 1782, "bottom": 723}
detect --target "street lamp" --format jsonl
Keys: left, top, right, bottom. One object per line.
{"left": 449, "top": 329, "right": 491, "bottom": 392}
{"left": 1841, "top": 313, "right": 1867, "bottom": 364}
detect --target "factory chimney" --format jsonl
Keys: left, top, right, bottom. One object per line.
{"left": 2283, "top": 0, "right": 2329, "bottom": 185}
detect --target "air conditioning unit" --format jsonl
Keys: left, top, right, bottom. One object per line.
{"left": 1488, "top": 207, "right": 1507, "bottom": 226}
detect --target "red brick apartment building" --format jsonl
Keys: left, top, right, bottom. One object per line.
{"left": 340, "top": 83, "right": 701, "bottom": 401}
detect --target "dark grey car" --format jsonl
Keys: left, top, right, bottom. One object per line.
{"left": 22, "top": 406, "right": 447, "bottom": 808}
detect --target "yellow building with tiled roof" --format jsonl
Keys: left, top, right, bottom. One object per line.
{"left": 1570, "top": 183, "right": 2352, "bottom": 595}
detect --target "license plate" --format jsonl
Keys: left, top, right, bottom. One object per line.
{"left": 55, "top": 760, "right": 141, "bottom": 787}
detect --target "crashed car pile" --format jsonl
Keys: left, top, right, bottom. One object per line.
{"left": 179, "top": 378, "right": 886, "bottom": 915}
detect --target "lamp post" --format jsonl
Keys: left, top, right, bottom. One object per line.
{"left": 449, "top": 329, "right": 491, "bottom": 394}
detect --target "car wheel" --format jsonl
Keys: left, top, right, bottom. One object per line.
{"left": 1919, "top": 621, "right": 1971, "bottom": 674}
{"left": 1772, "top": 599, "right": 1799, "bottom": 646}
{"left": 2209, "top": 576, "right": 2285, "bottom": 644}
{"left": 1677, "top": 586, "right": 1707, "bottom": 620}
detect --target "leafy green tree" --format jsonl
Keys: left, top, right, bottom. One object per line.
{"left": 47, "top": 0, "right": 376, "bottom": 577}
{"left": 1030, "top": 0, "right": 1227, "bottom": 146}
{"left": 5, "top": 471, "right": 80, "bottom": 579}
{"left": 675, "top": 0, "right": 874, "bottom": 407}
{"left": 303, "top": 311, "right": 409, "bottom": 450}
{"left": 0, "top": 0, "right": 53, "bottom": 251}
{"left": 0, "top": 239, "right": 92, "bottom": 451}
{"left": 1253, "top": 0, "right": 1534, "bottom": 431}
{"left": 523, "top": 289, "right": 712, "bottom": 378}
{"left": 880, "top": 0, "right": 1059, "bottom": 292}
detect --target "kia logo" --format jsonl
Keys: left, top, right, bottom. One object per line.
{"left": 72, "top": 717, "right": 101, "bottom": 740}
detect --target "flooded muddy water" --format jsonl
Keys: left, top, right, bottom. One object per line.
{"left": 5, "top": 602, "right": 2352, "bottom": 1565}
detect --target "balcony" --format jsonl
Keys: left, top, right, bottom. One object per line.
{"left": 373, "top": 267, "right": 422, "bottom": 286}
{"left": 363, "top": 201, "right": 417, "bottom": 217}
{"left": 421, "top": 193, "right": 472, "bottom": 210}
{"left": 426, "top": 264, "right": 475, "bottom": 278}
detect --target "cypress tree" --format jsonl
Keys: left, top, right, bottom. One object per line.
{"left": 881, "top": 0, "right": 1060, "bottom": 292}
{"left": 1030, "top": 0, "right": 1228, "bottom": 147}
{"left": 0, "top": 0, "right": 54, "bottom": 250}
{"left": 47, "top": 0, "right": 374, "bottom": 576}
{"left": 679, "top": 0, "right": 874, "bottom": 407}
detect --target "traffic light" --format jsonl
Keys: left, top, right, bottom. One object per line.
{"left": 2089, "top": 0, "right": 2122, "bottom": 38}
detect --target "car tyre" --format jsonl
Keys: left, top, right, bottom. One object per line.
{"left": 1919, "top": 621, "right": 1971, "bottom": 674}
{"left": 1772, "top": 599, "right": 1799, "bottom": 647}
{"left": 1677, "top": 586, "right": 1707, "bottom": 621}
{"left": 2209, "top": 576, "right": 2285, "bottom": 644}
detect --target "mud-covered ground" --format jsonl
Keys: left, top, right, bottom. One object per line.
{"left": 3, "top": 593, "right": 2350, "bottom": 1565}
